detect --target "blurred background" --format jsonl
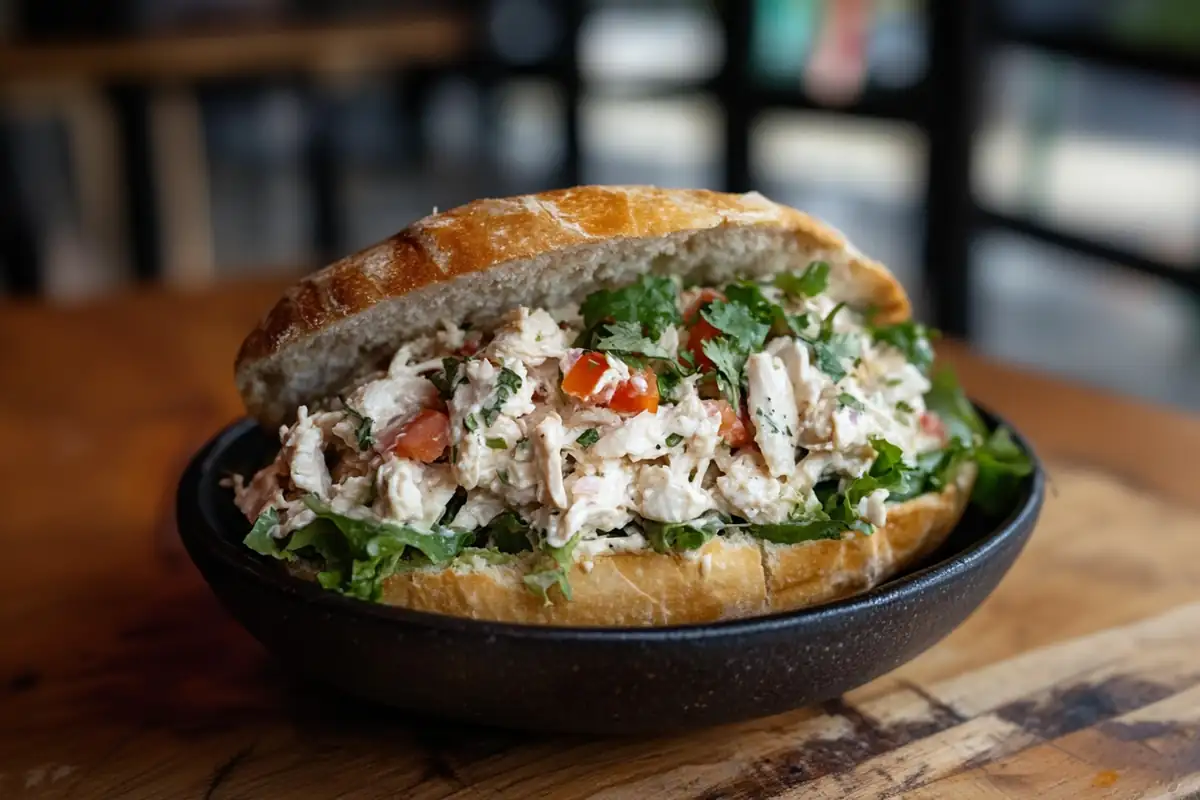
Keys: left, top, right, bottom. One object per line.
{"left": 1, "top": 0, "right": 1197, "bottom": 409}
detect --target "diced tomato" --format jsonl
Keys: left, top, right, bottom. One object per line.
{"left": 685, "top": 318, "right": 722, "bottom": 371}
{"left": 919, "top": 411, "right": 947, "bottom": 444}
{"left": 390, "top": 409, "right": 451, "bottom": 462}
{"left": 706, "top": 399, "right": 752, "bottom": 448}
{"left": 682, "top": 290, "right": 726, "bottom": 371}
{"left": 608, "top": 367, "right": 660, "bottom": 414}
{"left": 684, "top": 288, "right": 725, "bottom": 324}
{"left": 561, "top": 351, "right": 611, "bottom": 399}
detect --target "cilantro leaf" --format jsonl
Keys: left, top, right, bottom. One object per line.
{"left": 665, "top": 433, "right": 684, "bottom": 447}
{"left": 810, "top": 334, "right": 858, "bottom": 382}
{"left": 643, "top": 517, "right": 719, "bottom": 553}
{"left": 838, "top": 392, "right": 865, "bottom": 411}
{"left": 579, "top": 274, "right": 681, "bottom": 340}
{"left": 575, "top": 428, "right": 600, "bottom": 449}
{"left": 819, "top": 302, "right": 847, "bottom": 339}
{"left": 693, "top": 296, "right": 775, "bottom": 408}
{"left": 593, "top": 320, "right": 671, "bottom": 359}
{"left": 702, "top": 336, "right": 749, "bottom": 408}
{"left": 785, "top": 313, "right": 811, "bottom": 337}
{"left": 496, "top": 366, "right": 523, "bottom": 393}
{"left": 723, "top": 282, "right": 781, "bottom": 326}
{"left": 862, "top": 437, "right": 927, "bottom": 502}
{"left": 656, "top": 366, "right": 684, "bottom": 401}
{"left": 243, "top": 507, "right": 285, "bottom": 558}
{"left": 701, "top": 300, "right": 770, "bottom": 352}
{"left": 814, "top": 437, "right": 928, "bottom": 520}
{"left": 800, "top": 303, "right": 860, "bottom": 383}
{"left": 723, "top": 280, "right": 805, "bottom": 339}
{"left": 429, "top": 356, "right": 466, "bottom": 401}
{"left": 870, "top": 320, "right": 937, "bottom": 375}
{"left": 774, "top": 260, "right": 830, "bottom": 298}
{"left": 481, "top": 367, "right": 523, "bottom": 427}
{"left": 339, "top": 398, "right": 375, "bottom": 450}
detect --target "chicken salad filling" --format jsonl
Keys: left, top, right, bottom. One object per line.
{"left": 232, "top": 262, "right": 1032, "bottom": 602}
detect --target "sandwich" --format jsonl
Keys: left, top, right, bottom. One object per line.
{"left": 229, "top": 185, "right": 1031, "bottom": 626}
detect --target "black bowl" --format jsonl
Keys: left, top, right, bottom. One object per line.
{"left": 177, "top": 407, "right": 1043, "bottom": 736}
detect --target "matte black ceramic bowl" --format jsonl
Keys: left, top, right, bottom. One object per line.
{"left": 177, "top": 406, "right": 1043, "bottom": 735}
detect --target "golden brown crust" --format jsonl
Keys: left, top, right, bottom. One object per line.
{"left": 381, "top": 536, "right": 768, "bottom": 626}
{"left": 298, "top": 468, "right": 974, "bottom": 627}
{"left": 234, "top": 185, "right": 910, "bottom": 427}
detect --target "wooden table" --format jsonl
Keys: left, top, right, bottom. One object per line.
{"left": 3, "top": 279, "right": 1200, "bottom": 799}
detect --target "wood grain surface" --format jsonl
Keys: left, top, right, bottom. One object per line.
{"left": 2, "top": 277, "right": 1199, "bottom": 799}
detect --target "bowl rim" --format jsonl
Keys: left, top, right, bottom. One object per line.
{"left": 178, "top": 401, "right": 1045, "bottom": 644}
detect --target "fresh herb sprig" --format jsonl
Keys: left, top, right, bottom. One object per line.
{"left": 339, "top": 397, "right": 375, "bottom": 450}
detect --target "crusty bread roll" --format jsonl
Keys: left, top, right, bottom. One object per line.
{"left": 236, "top": 185, "right": 910, "bottom": 429}
{"left": 241, "top": 185, "right": 973, "bottom": 626}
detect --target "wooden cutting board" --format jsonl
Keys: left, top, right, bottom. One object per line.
{"left": 1, "top": 280, "right": 1199, "bottom": 798}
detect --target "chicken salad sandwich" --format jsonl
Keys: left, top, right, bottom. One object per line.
{"left": 229, "top": 186, "right": 1031, "bottom": 626}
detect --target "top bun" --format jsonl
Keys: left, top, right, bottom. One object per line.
{"left": 234, "top": 185, "right": 911, "bottom": 428}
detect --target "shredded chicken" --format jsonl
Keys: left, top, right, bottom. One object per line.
{"left": 533, "top": 411, "right": 569, "bottom": 510}
{"left": 235, "top": 273, "right": 943, "bottom": 564}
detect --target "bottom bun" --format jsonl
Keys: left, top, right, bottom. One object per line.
{"left": 350, "top": 464, "right": 976, "bottom": 627}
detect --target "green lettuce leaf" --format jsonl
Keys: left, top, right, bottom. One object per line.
{"left": 921, "top": 368, "right": 1033, "bottom": 514}
{"left": 454, "top": 547, "right": 517, "bottom": 566}
{"left": 740, "top": 517, "right": 851, "bottom": 544}
{"left": 297, "top": 498, "right": 475, "bottom": 600}
{"left": 924, "top": 366, "right": 987, "bottom": 446}
{"left": 523, "top": 534, "right": 580, "bottom": 604}
{"left": 971, "top": 427, "right": 1035, "bottom": 516}
{"left": 243, "top": 507, "right": 287, "bottom": 559}
{"left": 642, "top": 517, "right": 720, "bottom": 553}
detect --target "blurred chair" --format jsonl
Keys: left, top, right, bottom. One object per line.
{"left": 0, "top": 1, "right": 478, "bottom": 292}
